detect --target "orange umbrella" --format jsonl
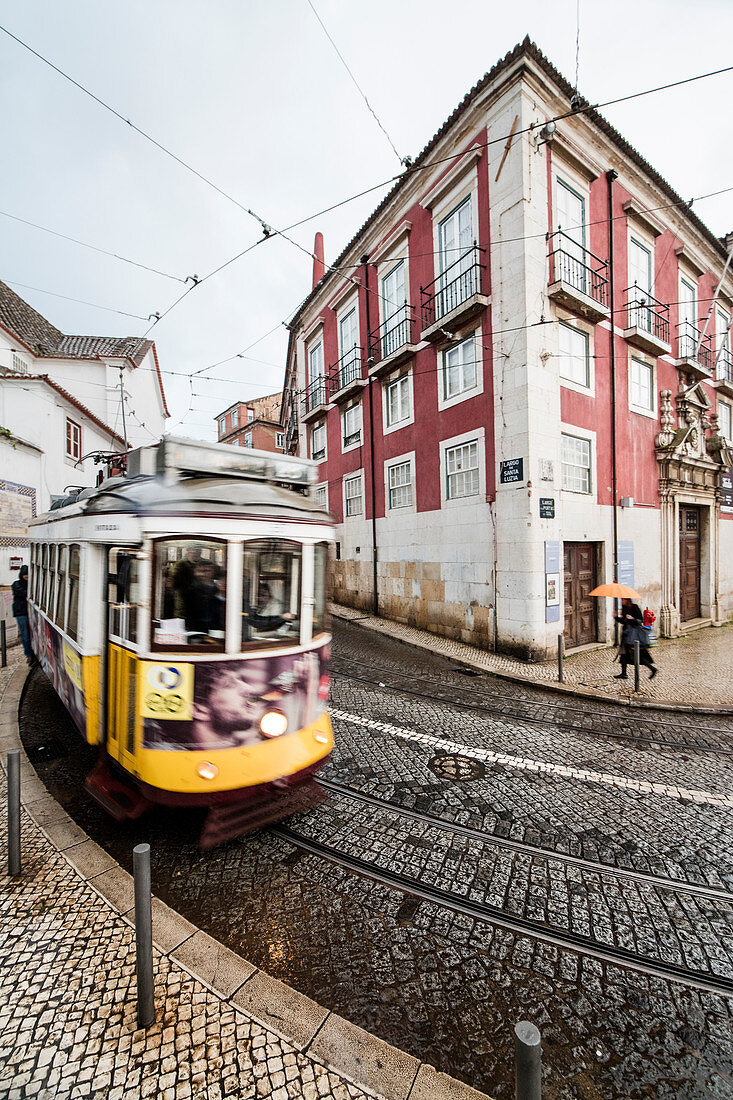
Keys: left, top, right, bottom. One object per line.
{"left": 588, "top": 583, "right": 640, "bottom": 599}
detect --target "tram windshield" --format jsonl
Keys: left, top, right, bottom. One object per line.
{"left": 153, "top": 538, "right": 227, "bottom": 650}
{"left": 242, "top": 540, "right": 301, "bottom": 649}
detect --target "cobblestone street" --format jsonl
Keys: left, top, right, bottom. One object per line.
{"left": 6, "top": 616, "right": 733, "bottom": 1099}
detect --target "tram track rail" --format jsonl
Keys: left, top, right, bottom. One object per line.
{"left": 330, "top": 657, "right": 733, "bottom": 755}
{"left": 316, "top": 777, "right": 733, "bottom": 904}
{"left": 272, "top": 822, "right": 733, "bottom": 998}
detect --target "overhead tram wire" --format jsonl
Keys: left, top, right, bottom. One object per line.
{"left": 304, "top": 0, "right": 405, "bottom": 167}
{"left": 3, "top": 21, "right": 731, "bottom": 331}
{"left": 2, "top": 278, "right": 152, "bottom": 321}
{"left": 0, "top": 209, "right": 188, "bottom": 283}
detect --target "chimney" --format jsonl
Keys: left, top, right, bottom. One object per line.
{"left": 312, "top": 232, "right": 325, "bottom": 288}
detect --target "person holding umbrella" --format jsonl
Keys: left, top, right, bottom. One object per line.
{"left": 588, "top": 583, "right": 658, "bottom": 681}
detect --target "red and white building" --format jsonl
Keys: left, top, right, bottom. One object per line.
{"left": 282, "top": 39, "right": 733, "bottom": 658}
{"left": 216, "top": 392, "right": 284, "bottom": 452}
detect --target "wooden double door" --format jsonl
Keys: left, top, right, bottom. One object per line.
{"left": 679, "top": 505, "right": 701, "bottom": 621}
{"left": 563, "top": 542, "right": 598, "bottom": 648}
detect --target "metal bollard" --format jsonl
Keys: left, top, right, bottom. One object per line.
{"left": 515, "top": 1019, "right": 542, "bottom": 1100}
{"left": 133, "top": 843, "right": 155, "bottom": 1029}
{"left": 557, "top": 634, "right": 564, "bottom": 683}
{"left": 1, "top": 620, "right": 6, "bottom": 669}
{"left": 7, "top": 750, "right": 21, "bottom": 876}
{"left": 633, "top": 640, "right": 640, "bottom": 692}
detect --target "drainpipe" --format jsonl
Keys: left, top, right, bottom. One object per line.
{"left": 362, "top": 254, "right": 379, "bottom": 616}
{"left": 607, "top": 169, "right": 620, "bottom": 644}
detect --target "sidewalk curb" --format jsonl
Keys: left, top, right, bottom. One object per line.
{"left": 1, "top": 666, "right": 494, "bottom": 1100}
{"left": 332, "top": 610, "right": 733, "bottom": 717}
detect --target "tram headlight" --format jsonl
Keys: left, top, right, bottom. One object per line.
{"left": 196, "top": 761, "right": 219, "bottom": 780}
{"left": 260, "top": 711, "right": 288, "bottom": 738}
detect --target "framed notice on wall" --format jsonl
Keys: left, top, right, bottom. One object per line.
{"left": 722, "top": 468, "right": 733, "bottom": 515}
{"left": 546, "top": 573, "right": 560, "bottom": 606}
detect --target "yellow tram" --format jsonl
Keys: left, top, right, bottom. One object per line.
{"left": 27, "top": 438, "right": 334, "bottom": 845}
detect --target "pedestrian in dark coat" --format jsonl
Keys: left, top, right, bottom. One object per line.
{"left": 11, "top": 565, "right": 34, "bottom": 666}
{"left": 614, "top": 598, "right": 657, "bottom": 680}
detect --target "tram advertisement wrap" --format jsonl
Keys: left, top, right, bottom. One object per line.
{"left": 142, "top": 642, "right": 329, "bottom": 751}
{"left": 29, "top": 608, "right": 87, "bottom": 738}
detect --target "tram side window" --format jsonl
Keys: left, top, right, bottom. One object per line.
{"left": 40, "top": 545, "right": 47, "bottom": 611}
{"left": 67, "top": 545, "right": 81, "bottom": 642}
{"left": 242, "top": 540, "right": 301, "bottom": 648}
{"left": 312, "top": 542, "right": 331, "bottom": 637}
{"left": 152, "top": 538, "right": 226, "bottom": 650}
{"left": 108, "top": 549, "right": 141, "bottom": 645}
{"left": 47, "top": 546, "right": 57, "bottom": 618}
{"left": 55, "top": 545, "right": 68, "bottom": 629}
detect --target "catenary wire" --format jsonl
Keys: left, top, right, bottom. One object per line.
{"left": 0, "top": 209, "right": 188, "bottom": 283}
{"left": 2, "top": 278, "right": 151, "bottom": 321}
{"left": 304, "top": 0, "right": 404, "bottom": 165}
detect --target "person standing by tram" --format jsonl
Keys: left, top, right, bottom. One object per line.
{"left": 12, "top": 564, "right": 35, "bottom": 667}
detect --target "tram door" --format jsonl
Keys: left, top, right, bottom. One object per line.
{"left": 106, "top": 548, "right": 142, "bottom": 771}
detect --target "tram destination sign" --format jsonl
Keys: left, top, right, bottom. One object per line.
{"left": 500, "top": 458, "right": 524, "bottom": 484}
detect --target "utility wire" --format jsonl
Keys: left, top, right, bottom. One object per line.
{"left": 304, "top": 0, "right": 405, "bottom": 166}
{"left": 0, "top": 209, "right": 188, "bottom": 283}
{"left": 3, "top": 278, "right": 151, "bottom": 320}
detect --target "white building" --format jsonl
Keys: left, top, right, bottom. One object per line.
{"left": 0, "top": 279, "right": 169, "bottom": 589}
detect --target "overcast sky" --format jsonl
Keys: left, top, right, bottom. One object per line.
{"left": 1, "top": 0, "right": 731, "bottom": 442}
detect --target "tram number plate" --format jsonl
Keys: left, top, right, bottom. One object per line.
{"left": 140, "top": 662, "right": 194, "bottom": 721}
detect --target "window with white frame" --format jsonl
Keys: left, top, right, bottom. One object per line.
{"left": 342, "top": 403, "right": 362, "bottom": 448}
{"left": 558, "top": 323, "right": 590, "bottom": 388}
{"left": 381, "top": 261, "right": 407, "bottom": 356}
{"left": 338, "top": 306, "right": 359, "bottom": 382}
{"left": 718, "top": 400, "right": 732, "bottom": 443}
{"left": 12, "top": 353, "right": 28, "bottom": 375}
{"left": 561, "top": 433, "right": 592, "bottom": 493}
{"left": 244, "top": 431, "right": 253, "bottom": 448}
{"left": 445, "top": 440, "right": 479, "bottom": 499}
{"left": 387, "top": 460, "right": 413, "bottom": 509}
{"left": 309, "top": 341, "right": 324, "bottom": 381}
{"left": 443, "top": 335, "right": 478, "bottom": 400}
{"left": 344, "top": 473, "right": 363, "bottom": 517}
{"left": 717, "top": 307, "right": 731, "bottom": 381}
{"left": 247, "top": 408, "right": 254, "bottom": 422}
{"left": 276, "top": 432, "right": 285, "bottom": 449}
{"left": 438, "top": 197, "right": 475, "bottom": 311}
{"left": 232, "top": 409, "right": 239, "bottom": 428}
{"left": 628, "top": 236, "right": 653, "bottom": 331}
{"left": 66, "top": 417, "right": 81, "bottom": 461}
{"left": 679, "top": 275, "right": 698, "bottom": 357}
{"left": 556, "top": 178, "right": 587, "bottom": 291}
{"left": 311, "top": 422, "right": 326, "bottom": 460}
{"left": 630, "top": 358, "right": 654, "bottom": 412}
{"left": 313, "top": 483, "right": 328, "bottom": 509}
{"left": 385, "top": 372, "right": 410, "bottom": 427}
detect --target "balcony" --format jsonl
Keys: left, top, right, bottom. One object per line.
{"left": 547, "top": 231, "right": 610, "bottom": 322}
{"left": 329, "top": 347, "right": 367, "bottom": 404}
{"left": 674, "top": 321, "right": 713, "bottom": 381}
{"left": 716, "top": 346, "right": 733, "bottom": 397}
{"left": 623, "top": 286, "right": 671, "bottom": 356}
{"left": 420, "top": 245, "right": 488, "bottom": 342}
{"left": 301, "top": 376, "right": 330, "bottom": 423}
{"left": 368, "top": 304, "right": 419, "bottom": 376}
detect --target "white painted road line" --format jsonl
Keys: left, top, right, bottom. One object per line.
{"left": 331, "top": 708, "right": 733, "bottom": 810}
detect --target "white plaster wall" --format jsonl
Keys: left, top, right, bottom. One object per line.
{"left": 719, "top": 518, "right": 733, "bottom": 622}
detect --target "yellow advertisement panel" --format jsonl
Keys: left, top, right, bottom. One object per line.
{"left": 63, "top": 644, "right": 84, "bottom": 691}
{"left": 140, "top": 662, "right": 194, "bottom": 722}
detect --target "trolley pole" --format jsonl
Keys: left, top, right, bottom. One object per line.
{"left": 1, "top": 620, "right": 6, "bottom": 668}
{"left": 133, "top": 843, "right": 155, "bottom": 1029}
{"left": 557, "top": 634, "right": 564, "bottom": 683}
{"left": 515, "top": 1020, "right": 542, "bottom": 1099}
{"left": 633, "top": 640, "right": 640, "bottom": 693}
{"left": 7, "top": 750, "right": 21, "bottom": 876}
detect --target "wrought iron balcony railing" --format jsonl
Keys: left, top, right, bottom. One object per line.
{"left": 302, "top": 376, "right": 329, "bottom": 415}
{"left": 330, "top": 346, "right": 363, "bottom": 393}
{"left": 548, "top": 230, "right": 609, "bottom": 308}
{"left": 420, "top": 244, "right": 486, "bottom": 330}
{"left": 716, "top": 346, "right": 732, "bottom": 384}
{"left": 624, "top": 284, "right": 670, "bottom": 343}
{"left": 676, "top": 321, "right": 713, "bottom": 371}
{"left": 369, "top": 304, "right": 415, "bottom": 365}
